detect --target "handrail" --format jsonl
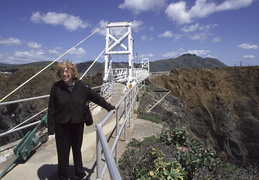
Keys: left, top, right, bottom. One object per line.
{"left": 0, "top": 85, "right": 110, "bottom": 138}
{"left": 96, "top": 112, "right": 121, "bottom": 180}
{"left": 0, "top": 95, "right": 50, "bottom": 106}
{"left": 95, "top": 82, "right": 145, "bottom": 179}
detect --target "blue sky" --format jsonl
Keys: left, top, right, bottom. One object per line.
{"left": 0, "top": 0, "right": 258, "bottom": 66}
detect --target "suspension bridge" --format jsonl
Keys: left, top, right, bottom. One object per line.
{"left": 0, "top": 21, "right": 155, "bottom": 180}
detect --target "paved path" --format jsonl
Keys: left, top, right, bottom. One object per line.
{"left": 0, "top": 83, "right": 164, "bottom": 180}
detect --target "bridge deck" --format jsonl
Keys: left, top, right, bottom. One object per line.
{"left": 0, "top": 83, "right": 125, "bottom": 180}
{"left": 0, "top": 83, "right": 163, "bottom": 180}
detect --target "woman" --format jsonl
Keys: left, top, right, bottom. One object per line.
{"left": 48, "top": 60, "right": 115, "bottom": 180}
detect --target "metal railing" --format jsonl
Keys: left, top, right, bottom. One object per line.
{"left": 0, "top": 84, "right": 112, "bottom": 139}
{"left": 0, "top": 81, "right": 144, "bottom": 179}
{"left": 150, "top": 71, "right": 171, "bottom": 76}
{"left": 95, "top": 81, "right": 145, "bottom": 180}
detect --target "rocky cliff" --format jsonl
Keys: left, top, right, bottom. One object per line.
{"left": 149, "top": 66, "right": 259, "bottom": 164}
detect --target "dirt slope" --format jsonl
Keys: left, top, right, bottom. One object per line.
{"left": 150, "top": 66, "right": 259, "bottom": 164}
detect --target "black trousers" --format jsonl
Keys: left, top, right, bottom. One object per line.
{"left": 55, "top": 122, "right": 86, "bottom": 180}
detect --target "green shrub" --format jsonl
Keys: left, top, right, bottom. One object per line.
{"left": 119, "top": 127, "right": 257, "bottom": 180}
{"left": 160, "top": 127, "right": 188, "bottom": 146}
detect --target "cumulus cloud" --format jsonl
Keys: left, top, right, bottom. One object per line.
{"left": 92, "top": 20, "right": 108, "bottom": 36}
{"left": 189, "top": 32, "right": 210, "bottom": 41}
{"left": 211, "top": 37, "right": 221, "bottom": 42}
{"left": 165, "top": 0, "right": 254, "bottom": 24}
{"left": 180, "top": 23, "right": 218, "bottom": 41}
{"left": 162, "top": 51, "right": 182, "bottom": 58}
{"left": 27, "top": 41, "right": 42, "bottom": 49}
{"left": 181, "top": 23, "right": 199, "bottom": 33}
{"left": 5, "top": 49, "right": 50, "bottom": 63}
{"left": 141, "top": 35, "right": 153, "bottom": 41}
{"left": 159, "top": 31, "right": 173, "bottom": 38}
{"left": 30, "top": 11, "right": 89, "bottom": 31}
{"left": 162, "top": 48, "right": 210, "bottom": 58}
{"left": 187, "top": 49, "right": 210, "bottom": 56}
{"left": 243, "top": 55, "right": 255, "bottom": 59}
{"left": 0, "top": 37, "right": 23, "bottom": 46}
{"left": 158, "top": 31, "right": 182, "bottom": 41}
{"left": 95, "top": 20, "right": 144, "bottom": 38}
{"left": 138, "top": 53, "right": 154, "bottom": 58}
{"left": 165, "top": 1, "right": 192, "bottom": 24}
{"left": 69, "top": 47, "right": 87, "bottom": 58}
{"left": 48, "top": 47, "right": 63, "bottom": 56}
{"left": 1, "top": 44, "right": 87, "bottom": 64}
{"left": 131, "top": 20, "right": 144, "bottom": 32}
{"left": 119, "top": 0, "right": 167, "bottom": 14}
{"left": 238, "top": 43, "right": 258, "bottom": 50}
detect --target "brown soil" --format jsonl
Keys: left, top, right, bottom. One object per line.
{"left": 150, "top": 66, "right": 259, "bottom": 164}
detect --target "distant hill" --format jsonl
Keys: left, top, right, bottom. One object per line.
{"left": 149, "top": 54, "right": 227, "bottom": 72}
{"left": 0, "top": 61, "right": 57, "bottom": 73}
{"left": 0, "top": 54, "right": 227, "bottom": 75}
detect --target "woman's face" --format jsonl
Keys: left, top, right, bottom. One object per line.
{"left": 60, "top": 67, "right": 72, "bottom": 85}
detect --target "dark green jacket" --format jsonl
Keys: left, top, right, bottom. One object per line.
{"left": 47, "top": 79, "right": 115, "bottom": 135}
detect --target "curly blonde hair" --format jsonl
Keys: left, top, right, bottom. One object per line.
{"left": 56, "top": 60, "right": 78, "bottom": 79}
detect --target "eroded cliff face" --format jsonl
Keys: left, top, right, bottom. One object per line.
{"left": 150, "top": 66, "right": 259, "bottom": 164}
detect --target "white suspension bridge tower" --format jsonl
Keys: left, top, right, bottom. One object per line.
{"left": 103, "top": 21, "right": 150, "bottom": 89}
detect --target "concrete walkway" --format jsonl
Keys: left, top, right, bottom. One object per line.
{"left": 0, "top": 83, "right": 164, "bottom": 180}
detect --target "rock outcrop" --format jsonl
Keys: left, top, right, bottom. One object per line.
{"left": 150, "top": 66, "right": 259, "bottom": 164}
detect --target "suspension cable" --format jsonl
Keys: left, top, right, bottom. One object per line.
{"left": 0, "top": 23, "right": 106, "bottom": 103}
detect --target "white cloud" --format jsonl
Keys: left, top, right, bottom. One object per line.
{"left": 162, "top": 48, "right": 210, "bottom": 58}
{"left": 141, "top": 35, "right": 153, "bottom": 41}
{"left": 158, "top": 31, "right": 182, "bottom": 41}
{"left": 181, "top": 23, "right": 199, "bottom": 32}
{"left": 30, "top": 11, "right": 89, "bottom": 31}
{"left": 92, "top": 20, "right": 108, "bottom": 36}
{"left": 138, "top": 53, "right": 154, "bottom": 58}
{"left": 3, "top": 49, "right": 51, "bottom": 64}
{"left": 69, "top": 47, "right": 87, "bottom": 58}
{"left": 0, "top": 45, "right": 87, "bottom": 64}
{"left": 238, "top": 43, "right": 258, "bottom": 50}
{"left": 159, "top": 31, "right": 173, "bottom": 38}
{"left": 95, "top": 20, "right": 144, "bottom": 37}
{"left": 48, "top": 47, "right": 63, "bottom": 56}
{"left": 131, "top": 20, "right": 144, "bottom": 32}
{"left": 189, "top": 32, "right": 210, "bottom": 41}
{"left": 165, "top": 0, "right": 254, "bottom": 24}
{"left": 63, "top": 16, "right": 89, "bottom": 31}
{"left": 165, "top": 1, "right": 191, "bottom": 24}
{"left": 162, "top": 51, "right": 182, "bottom": 58}
{"left": 199, "top": 24, "right": 218, "bottom": 31}
{"left": 211, "top": 37, "right": 221, "bottom": 42}
{"left": 186, "top": 49, "right": 210, "bottom": 56}
{"left": 243, "top": 55, "right": 255, "bottom": 59}
{"left": 0, "top": 37, "right": 23, "bottom": 46}
{"left": 14, "top": 50, "right": 45, "bottom": 59}
{"left": 27, "top": 41, "right": 42, "bottom": 49}
{"left": 181, "top": 23, "right": 218, "bottom": 42}
{"left": 119, "top": 0, "right": 167, "bottom": 14}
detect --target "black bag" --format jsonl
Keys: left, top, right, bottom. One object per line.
{"left": 84, "top": 105, "right": 93, "bottom": 126}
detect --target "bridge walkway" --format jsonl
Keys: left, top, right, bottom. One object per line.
{"left": 0, "top": 82, "right": 163, "bottom": 180}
